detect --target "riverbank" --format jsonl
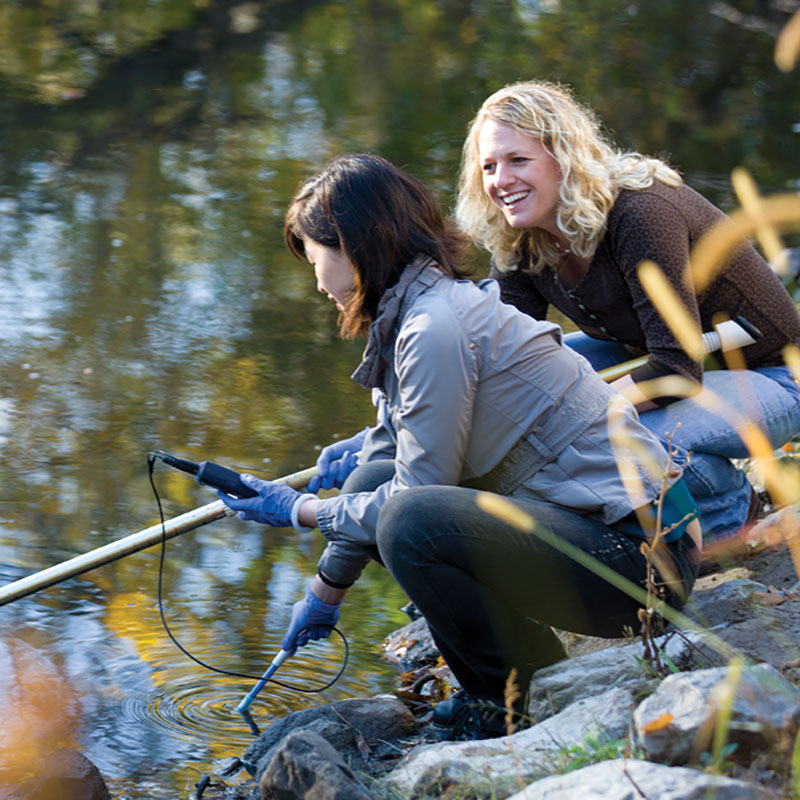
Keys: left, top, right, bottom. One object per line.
{"left": 11, "top": 505, "right": 799, "bottom": 800}
{"left": 198, "top": 504, "right": 800, "bottom": 800}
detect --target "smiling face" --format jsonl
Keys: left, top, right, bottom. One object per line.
{"left": 477, "top": 118, "right": 562, "bottom": 233}
{"left": 302, "top": 236, "right": 357, "bottom": 310}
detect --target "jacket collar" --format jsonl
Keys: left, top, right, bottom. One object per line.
{"left": 351, "top": 255, "right": 442, "bottom": 389}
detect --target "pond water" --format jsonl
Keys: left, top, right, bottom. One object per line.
{"left": 1, "top": 1, "right": 799, "bottom": 796}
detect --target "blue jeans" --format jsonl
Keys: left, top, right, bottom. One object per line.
{"left": 346, "top": 461, "right": 699, "bottom": 704}
{"left": 564, "top": 331, "right": 800, "bottom": 539}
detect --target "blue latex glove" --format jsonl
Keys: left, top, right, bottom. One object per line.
{"left": 281, "top": 586, "right": 342, "bottom": 655}
{"left": 307, "top": 426, "right": 370, "bottom": 493}
{"left": 217, "top": 473, "right": 301, "bottom": 527}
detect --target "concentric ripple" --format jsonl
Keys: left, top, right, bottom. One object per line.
{"left": 120, "top": 678, "right": 307, "bottom": 748}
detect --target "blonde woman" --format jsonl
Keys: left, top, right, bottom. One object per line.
{"left": 457, "top": 79, "right": 800, "bottom": 545}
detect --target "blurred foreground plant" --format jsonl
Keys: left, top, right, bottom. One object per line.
{"left": 0, "top": 642, "right": 81, "bottom": 792}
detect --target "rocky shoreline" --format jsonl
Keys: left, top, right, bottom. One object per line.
{"left": 211, "top": 504, "right": 800, "bottom": 800}
{"left": 15, "top": 505, "right": 800, "bottom": 800}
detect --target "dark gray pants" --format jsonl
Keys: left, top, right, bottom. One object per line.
{"left": 344, "top": 460, "right": 699, "bottom": 705}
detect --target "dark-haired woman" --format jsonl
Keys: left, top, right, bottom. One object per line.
{"left": 217, "top": 154, "right": 701, "bottom": 740}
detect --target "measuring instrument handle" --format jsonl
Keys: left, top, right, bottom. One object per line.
{"left": 196, "top": 461, "right": 258, "bottom": 498}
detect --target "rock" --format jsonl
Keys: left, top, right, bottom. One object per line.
{"left": 242, "top": 696, "right": 417, "bottom": 783}
{"left": 291, "top": 718, "right": 356, "bottom": 756}
{"left": 15, "top": 749, "right": 111, "bottom": 800}
{"left": 634, "top": 663, "right": 800, "bottom": 764}
{"left": 708, "top": 594, "right": 800, "bottom": 668}
{"left": 259, "top": 730, "right": 375, "bottom": 800}
{"left": 400, "top": 759, "right": 489, "bottom": 799}
{"left": 383, "top": 617, "right": 441, "bottom": 667}
{"left": 505, "top": 757, "right": 773, "bottom": 799}
{"left": 682, "top": 578, "right": 770, "bottom": 627}
{"left": 386, "top": 683, "right": 638, "bottom": 798}
{"left": 527, "top": 630, "right": 707, "bottom": 723}
{"left": 224, "top": 541, "right": 800, "bottom": 800}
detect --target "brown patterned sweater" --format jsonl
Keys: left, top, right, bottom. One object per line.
{"left": 490, "top": 181, "right": 800, "bottom": 405}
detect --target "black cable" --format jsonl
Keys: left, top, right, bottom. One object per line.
{"left": 146, "top": 455, "right": 348, "bottom": 693}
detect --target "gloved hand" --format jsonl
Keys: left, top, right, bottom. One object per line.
{"left": 281, "top": 586, "right": 343, "bottom": 655}
{"left": 217, "top": 473, "right": 301, "bottom": 527}
{"left": 307, "top": 426, "right": 370, "bottom": 493}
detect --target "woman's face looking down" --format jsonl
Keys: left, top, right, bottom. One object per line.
{"left": 477, "top": 118, "right": 562, "bottom": 234}
{"left": 303, "top": 236, "right": 357, "bottom": 311}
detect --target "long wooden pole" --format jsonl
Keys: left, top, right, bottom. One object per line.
{"left": 0, "top": 465, "right": 317, "bottom": 607}
{"left": 597, "top": 355, "right": 648, "bottom": 383}
{"left": 0, "top": 323, "right": 752, "bottom": 607}
{"left": 596, "top": 317, "right": 761, "bottom": 383}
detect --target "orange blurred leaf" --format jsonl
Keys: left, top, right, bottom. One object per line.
{"left": 641, "top": 712, "right": 674, "bottom": 732}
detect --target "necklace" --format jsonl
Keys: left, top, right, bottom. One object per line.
{"left": 553, "top": 238, "right": 571, "bottom": 255}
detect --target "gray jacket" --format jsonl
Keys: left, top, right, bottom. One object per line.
{"left": 315, "top": 256, "right": 672, "bottom": 585}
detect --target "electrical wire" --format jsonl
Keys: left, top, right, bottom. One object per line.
{"left": 147, "top": 456, "right": 348, "bottom": 693}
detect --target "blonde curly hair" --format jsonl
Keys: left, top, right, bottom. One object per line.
{"left": 456, "top": 80, "right": 682, "bottom": 273}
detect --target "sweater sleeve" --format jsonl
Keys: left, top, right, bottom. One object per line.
{"left": 609, "top": 191, "right": 704, "bottom": 401}
{"left": 489, "top": 263, "right": 549, "bottom": 320}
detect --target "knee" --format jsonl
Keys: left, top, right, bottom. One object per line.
{"left": 681, "top": 453, "right": 746, "bottom": 495}
{"left": 376, "top": 487, "right": 435, "bottom": 566}
{"left": 341, "top": 459, "right": 395, "bottom": 494}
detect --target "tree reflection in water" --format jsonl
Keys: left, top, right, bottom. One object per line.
{"left": 0, "top": 1, "right": 798, "bottom": 796}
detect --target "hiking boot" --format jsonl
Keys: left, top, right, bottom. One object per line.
{"left": 429, "top": 691, "right": 509, "bottom": 741}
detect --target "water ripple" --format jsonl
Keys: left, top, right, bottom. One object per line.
{"left": 117, "top": 675, "right": 308, "bottom": 750}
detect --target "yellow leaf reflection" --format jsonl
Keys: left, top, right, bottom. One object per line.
{"left": 105, "top": 591, "right": 183, "bottom": 688}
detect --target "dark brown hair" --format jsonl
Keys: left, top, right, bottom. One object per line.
{"left": 284, "top": 154, "right": 471, "bottom": 338}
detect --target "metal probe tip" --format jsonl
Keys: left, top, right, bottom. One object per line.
{"left": 236, "top": 648, "right": 292, "bottom": 715}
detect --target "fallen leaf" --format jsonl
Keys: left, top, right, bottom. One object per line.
{"left": 641, "top": 712, "right": 674, "bottom": 733}
{"left": 355, "top": 731, "right": 372, "bottom": 760}
{"left": 752, "top": 586, "right": 788, "bottom": 606}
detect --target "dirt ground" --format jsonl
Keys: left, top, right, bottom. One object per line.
{"left": 698, "top": 543, "right": 799, "bottom": 596}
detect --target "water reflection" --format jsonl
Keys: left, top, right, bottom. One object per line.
{"left": 0, "top": 526, "right": 407, "bottom": 796}
{"left": 1, "top": 0, "right": 799, "bottom": 796}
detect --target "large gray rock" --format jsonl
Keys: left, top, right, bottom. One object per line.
{"left": 242, "top": 695, "right": 417, "bottom": 783}
{"left": 505, "top": 758, "right": 773, "bottom": 799}
{"left": 526, "top": 631, "right": 707, "bottom": 723}
{"left": 15, "top": 749, "right": 111, "bottom": 800}
{"left": 708, "top": 597, "right": 800, "bottom": 668}
{"left": 634, "top": 663, "right": 800, "bottom": 764}
{"left": 387, "top": 684, "right": 638, "bottom": 798}
{"left": 682, "top": 578, "right": 771, "bottom": 627}
{"left": 259, "top": 730, "right": 375, "bottom": 800}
